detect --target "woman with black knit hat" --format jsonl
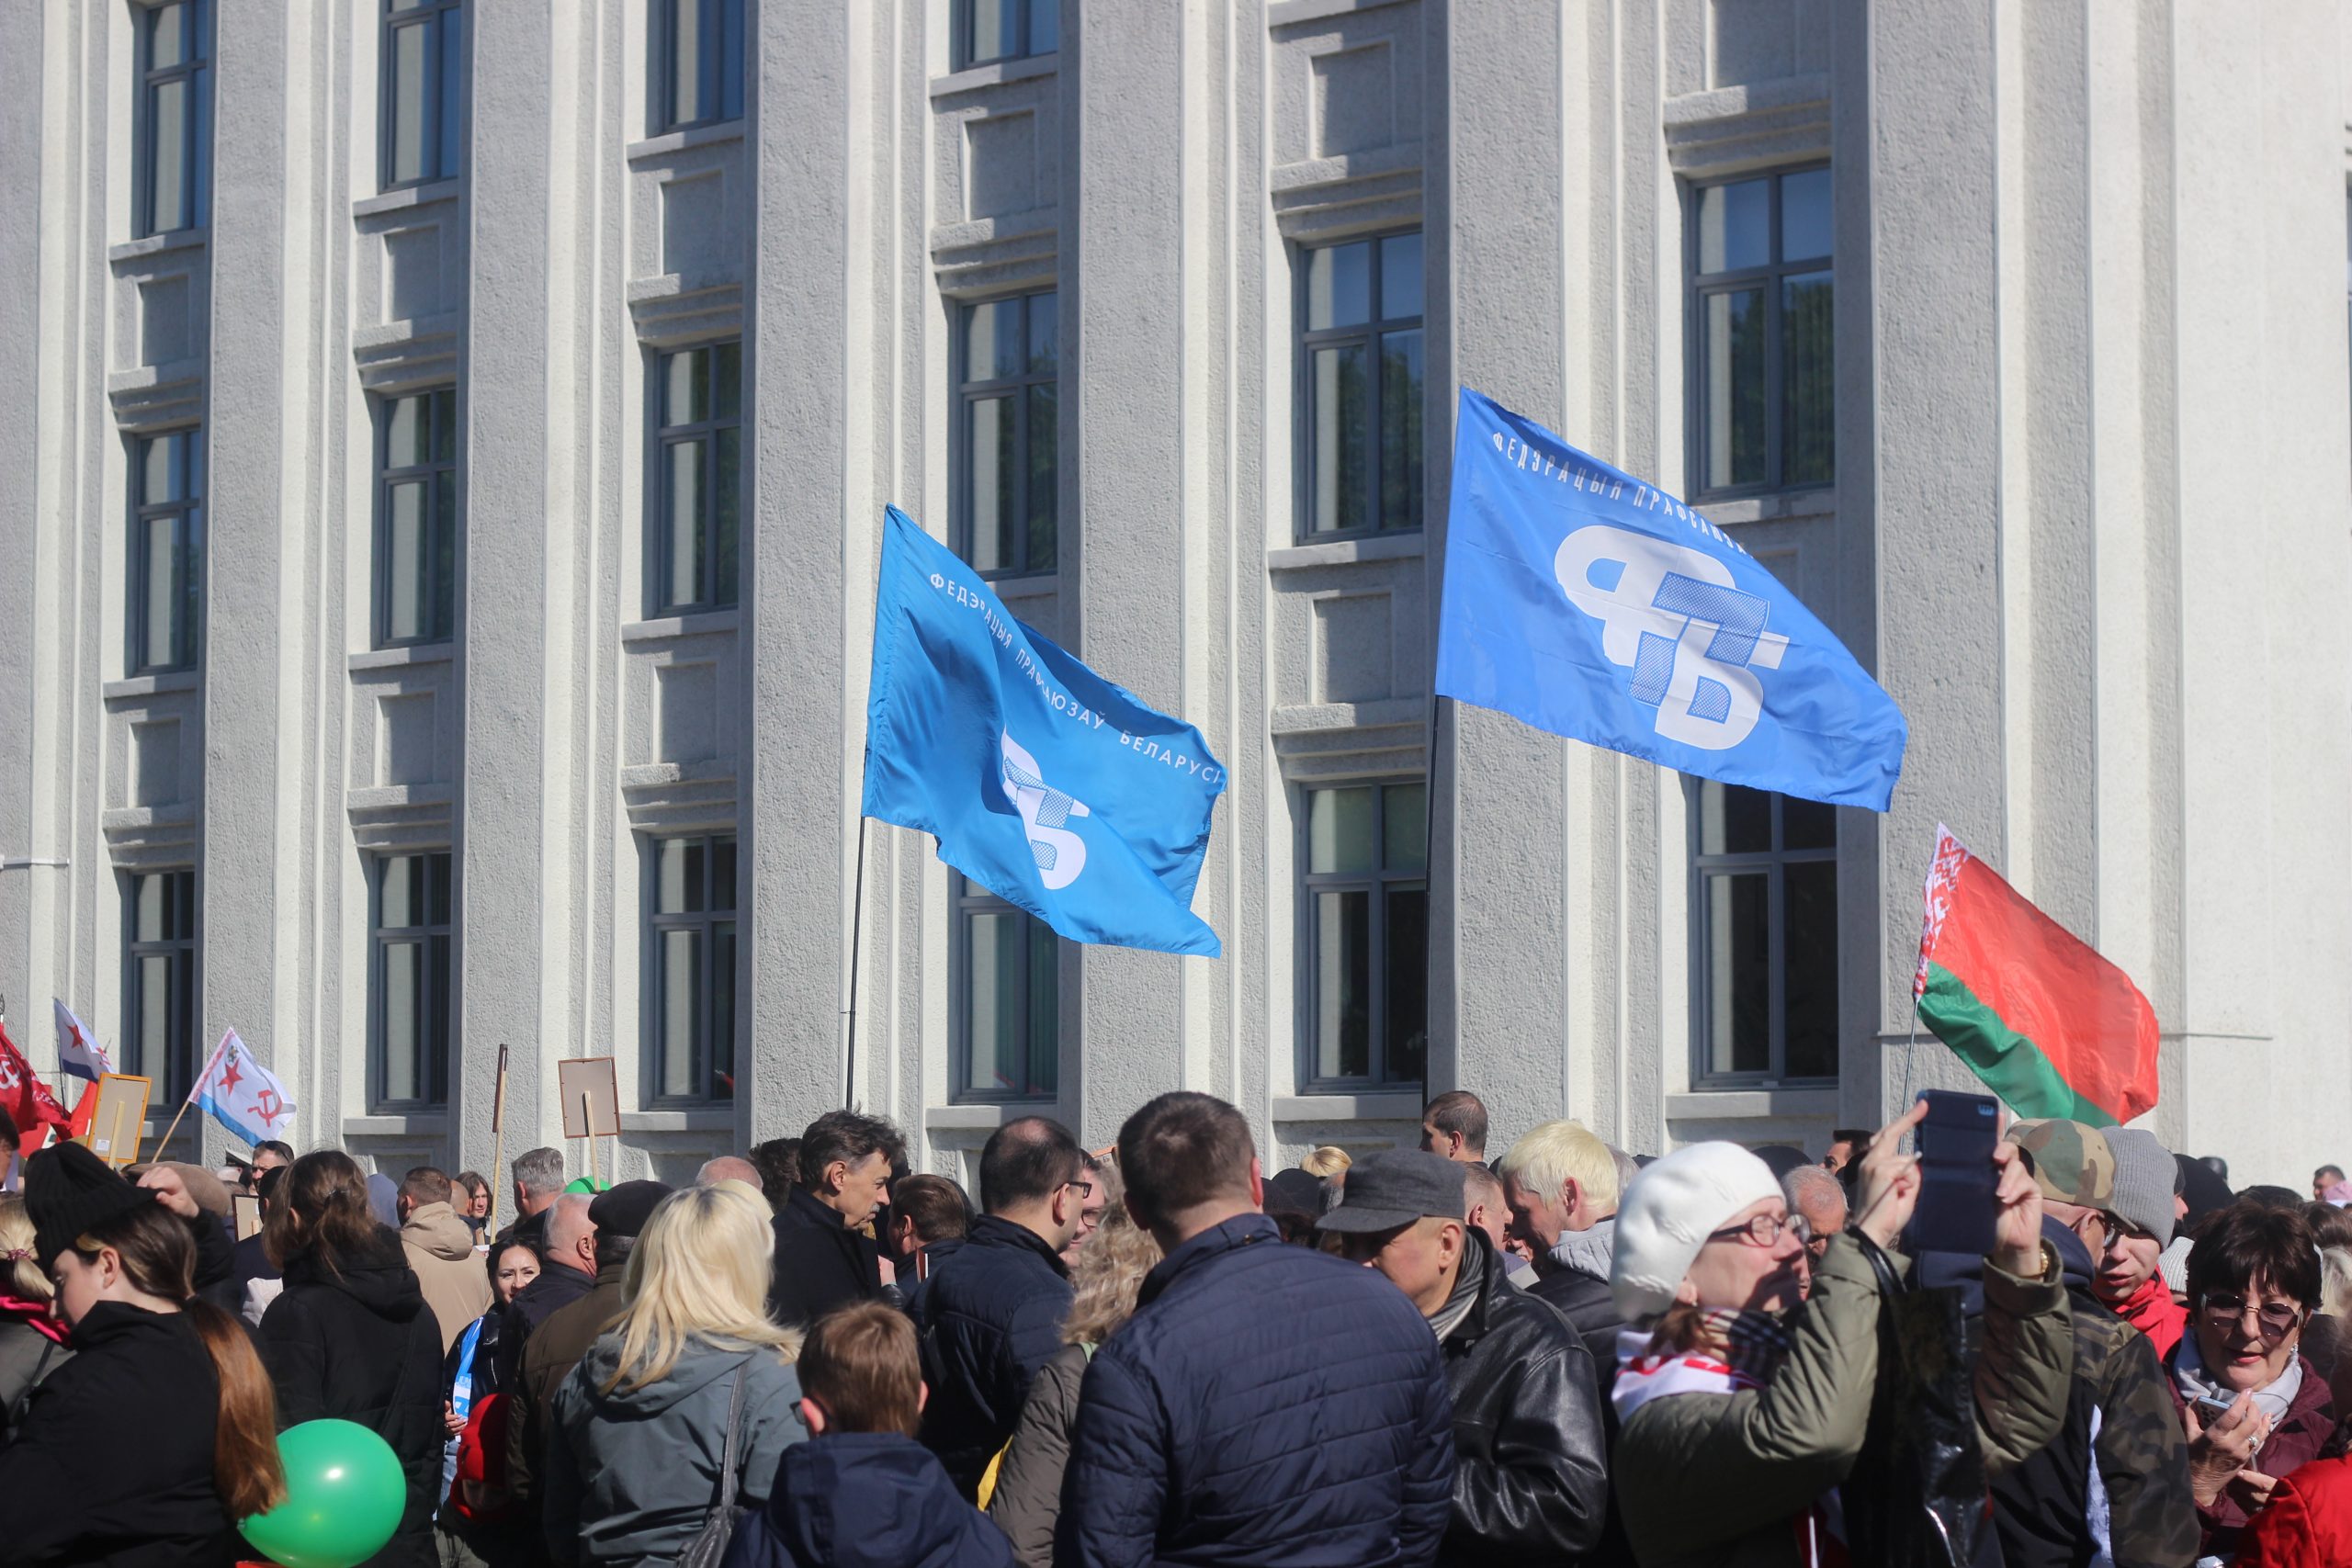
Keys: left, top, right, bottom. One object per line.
{"left": 258, "top": 1149, "right": 447, "bottom": 1568}
{"left": 0, "top": 1140, "right": 287, "bottom": 1566}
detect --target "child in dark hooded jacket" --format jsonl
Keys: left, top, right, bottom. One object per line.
{"left": 723, "top": 1301, "right": 1011, "bottom": 1568}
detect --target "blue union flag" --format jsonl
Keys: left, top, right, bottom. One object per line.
{"left": 1435, "top": 388, "right": 1907, "bottom": 810}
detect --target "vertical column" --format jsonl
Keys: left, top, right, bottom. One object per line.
{"left": 1855, "top": 0, "right": 2006, "bottom": 1115}
{"left": 2170, "top": 6, "right": 2351, "bottom": 1171}
{"left": 1436, "top": 1, "right": 1574, "bottom": 1147}
{"left": 460, "top": 5, "right": 563, "bottom": 1151}
{"left": 0, "top": 10, "right": 52, "bottom": 1030}
{"left": 202, "top": 0, "right": 312, "bottom": 1151}
{"left": 1066, "top": 0, "right": 1194, "bottom": 1138}
{"left": 746, "top": 0, "right": 855, "bottom": 1122}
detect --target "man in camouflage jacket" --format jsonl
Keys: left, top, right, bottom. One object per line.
{"left": 1985, "top": 1121, "right": 2199, "bottom": 1568}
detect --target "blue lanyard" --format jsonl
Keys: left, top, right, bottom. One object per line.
{"left": 450, "top": 1317, "right": 485, "bottom": 1420}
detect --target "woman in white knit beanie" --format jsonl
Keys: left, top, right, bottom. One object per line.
{"left": 1605, "top": 1104, "right": 2077, "bottom": 1568}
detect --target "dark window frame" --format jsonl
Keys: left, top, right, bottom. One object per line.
{"left": 653, "top": 0, "right": 746, "bottom": 134}
{"left": 133, "top": 0, "right": 212, "bottom": 239}
{"left": 649, "top": 341, "right": 743, "bottom": 615}
{"left": 378, "top": 0, "right": 464, "bottom": 191}
{"left": 372, "top": 386, "right": 460, "bottom": 648}
{"left": 129, "top": 426, "right": 205, "bottom": 677}
{"left": 1293, "top": 229, "right": 1426, "bottom": 543}
{"left": 1683, "top": 163, "right": 1836, "bottom": 502}
{"left": 120, "top": 867, "right": 199, "bottom": 1107}
{"left": 1687, "top": 780, "right": 1839, "bottom": 1089}
{"left": 1296, "top": 779, "right": 1429, "bottom": 1092}
{"left": 954, "top": 0, "right": 1058, "bottom": 71}
{"left": 952, "top": 289, "right": 1058, "bottom": 579}
{"left": 949, "top": 875, "right": 1060, "bottom": 1104}
{"left": 642, "top": 832, "right": 739, "bottom": 1106}
{"left": 368, "top": 850, "right": 454, "bottom": 1111}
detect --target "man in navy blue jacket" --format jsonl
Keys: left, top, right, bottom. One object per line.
{"left": 913, "top": 1116, "right": 1086, "bottom": 1494}
{"left": 1054, "top": 1092, "right": 1455, "bottom": 1568}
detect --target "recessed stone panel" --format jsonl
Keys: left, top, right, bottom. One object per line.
{"left": 131, "top": 718, "right": 181, "bottom": 807}
{"left": 384, "top": 225, "right": 444, "bottom": 322}
{"left": 1313, "top": 43, "right": 1394, "bottom": 158}
{"left": 140, "top": 276, "right": 191, "bottom": 367}
{"left": 1711, "top": 0, "right": 1797, "bottom": 87}
{"left": 379, "top": 692, "right": 437, "bottom": 785}
{"left": 966, "top": 111, "right": 1038, "bottom": 220}
{"left": 1314, "top": 593, "right": 1394, "bottom": 704}
{"left": 657, "top": 661, "right": 718, "bottom": 762}
{"left": 662, "top": 172, "right": 725, "bottom": 278}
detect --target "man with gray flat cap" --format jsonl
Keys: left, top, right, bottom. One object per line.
{"left": 1319, "top": 1148, "right": 1610, "bottom": 1566}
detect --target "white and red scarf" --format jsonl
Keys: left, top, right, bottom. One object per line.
{"left": 1611, "top": 1309, "right": 1849, "bottom": 1568}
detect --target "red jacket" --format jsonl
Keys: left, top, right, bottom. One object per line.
{"left": 2238, "top": 1455, "right": 2352, "bottom": 1568}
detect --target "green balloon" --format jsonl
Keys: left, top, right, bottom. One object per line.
{"left": 241, "top": 1417, "right": 407, "bottom": 1568}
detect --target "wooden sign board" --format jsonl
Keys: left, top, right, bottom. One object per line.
{"left": 556, "top": 1056, "right": 621, "bottom": 1139}
{"left": 232, "top": 1191, "right": 262, "bottom": 1241}
{"left": 80, "top": 1074, "right": 153, "bottom": 1168}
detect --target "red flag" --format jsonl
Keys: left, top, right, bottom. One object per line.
{"left": 0, "top": 1020, "right": 73, "bottom": 1157}
{"left": 64, "top": 1078, "right": 98, "bottom": 1144}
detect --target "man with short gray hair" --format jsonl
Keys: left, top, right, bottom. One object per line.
{"left": 696, "top": 1155, "right": 763, "bottom": 1191}
{"left": 500, "top": 1145, "right": 567, "bottom": 1253}
{"left": 1780, "top": 1164, "right": 1847, "bottom": 1290}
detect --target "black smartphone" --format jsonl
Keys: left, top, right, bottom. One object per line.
{"left": 1909, "top": 1089, "right": 2001, "bottom": 1256}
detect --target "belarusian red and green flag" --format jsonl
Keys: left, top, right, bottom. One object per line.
{"left": 1912, "top": 826, "right": 2159, "bottom": 1127}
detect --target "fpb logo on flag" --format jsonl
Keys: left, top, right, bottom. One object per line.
{"left": 1554, "top": 525, "right": 1791, "bottom": 750}
{"left": 863, "top": 507, "right": 1225, "bottom": 956}
{"left": 1435, "top": 388, "right": 1907, "bottom": 811}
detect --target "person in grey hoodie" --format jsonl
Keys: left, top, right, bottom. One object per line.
{"left": 543, "top": 1180, "right": 805, "bottom": 1566}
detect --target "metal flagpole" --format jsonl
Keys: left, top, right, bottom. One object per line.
{"left": 843, "top": 812, "right": 870, "bottom": 1111}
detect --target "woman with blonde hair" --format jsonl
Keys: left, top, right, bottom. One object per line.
{"left": 1299, "top": 1145, "right": 1352, "bottom": 1181}
{"left": 541, "top": 1179, "right": 807, "bottom": 1564}
{"left": 0, "top": 1193, "right": 72, "bottom": 1428}
{"left": 987, "top": 1168, "right": 1164, "bottom": 1568}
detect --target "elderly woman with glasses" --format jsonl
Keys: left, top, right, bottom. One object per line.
{"left": 2172, "top": 1200, "right": 2337, "bottom": 1560}
{"left": 1605, "top": 1106, "right": 2074, "bottom": 1568}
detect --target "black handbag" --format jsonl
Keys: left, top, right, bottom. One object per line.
{"left": 1840, "top": 1235, "right": 1996, "bottom": 1568}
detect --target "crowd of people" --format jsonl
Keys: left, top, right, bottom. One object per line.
{"left": 2, "top": 1088, "right": 2351, "bottom": 1566}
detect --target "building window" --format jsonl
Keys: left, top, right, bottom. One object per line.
{"left": 657, "top": 0, "right": 744, "bottom": 132}
{"left": 647, "top": 834, "right": 736, "bottom": 1102}
{"left": 122, "top": 869, "right": 198, "bottom": 1105}
{"left": 1300, "top": 782, "right": 1428, "bottom": 1087}
{"left": 371, "top": 852, "right": 453, "bottom": 1109}
{"left": 957, "top": 0, "right": 1057, "bottom": 68}
{"left": 953, "top": 876, "right": 1058, "bottom": 1100}
{"left": 956, "top": 292, "right": 1057, "bottom": 576}
{"left": 375, "top": 389, "right": 459, "bottom": 646}
{"left": 1690, "top": 781, "right": 1838, "bottom": 1084}
{"left": 651, "top": 343, "right": 741, "bottom": 614}
{"left": 130, "top": 428, "right": 204, "bottom": 675}
{"left": 135, "top": 0, "right": 212, "bottom": 238}
{"left": 1688, "top": 165, "right": 1834, "bottom": 498}
{"left": 381, "top": 0, "right": 462, "bottom": 188}
{"left": 1297, "top": 231, "right": 1424, "bottom": 539}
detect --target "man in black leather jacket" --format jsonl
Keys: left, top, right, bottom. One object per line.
{"left": 1320, "top": 1149, "right": 1611, "bottom": 1566}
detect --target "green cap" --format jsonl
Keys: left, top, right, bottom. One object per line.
{"left": 2005, "top": 1119, "right": 2117, "bottom": 1208}
{"left": 562, "top": 1177, "right": 611, "bottom": 1195}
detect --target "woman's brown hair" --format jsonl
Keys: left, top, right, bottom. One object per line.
{"left": 67, "top": 1201, "right": 288, "bottom": 1518}
{"left": 265, "top": 1149, "right": 383, "bottom": 1276}
{"left": 2188, "top": 1200, "right": 2322, "bottom": 1314}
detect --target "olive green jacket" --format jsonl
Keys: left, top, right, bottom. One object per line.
{"left": 1614, "top": 1232, "right": 2073, "bottom": 1568}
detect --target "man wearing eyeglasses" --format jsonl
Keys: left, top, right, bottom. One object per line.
{"left": 910, "top": 1114, "right": 1088, "bottom": 1498}
{"left": 1983, "top": 1120, "right": 2199, "bottom": 1568}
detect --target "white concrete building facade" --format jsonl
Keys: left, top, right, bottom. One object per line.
{"left": 4, "top": 0, "right": 2349, "bottom": 1192}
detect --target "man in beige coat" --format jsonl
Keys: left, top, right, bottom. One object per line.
{"left": 396, "top": 1165, "right": 492, "bottom": 1352}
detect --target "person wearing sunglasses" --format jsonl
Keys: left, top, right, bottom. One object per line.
{"left": 2171, "top": 1201, "right": 2335, "bottom": 1562}
{"left": 1607, "top": 1106, "right": 2073, "bottom": 1568}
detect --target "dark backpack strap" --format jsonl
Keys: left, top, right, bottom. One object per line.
{"left": 718, "top": 1364, "right": 748, "bottom": 1508}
